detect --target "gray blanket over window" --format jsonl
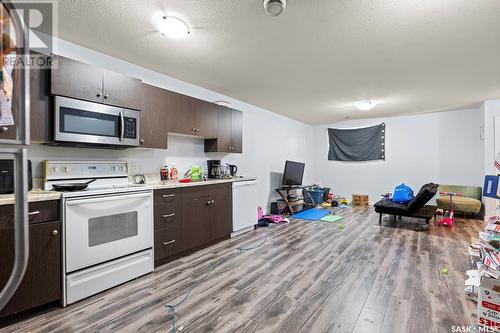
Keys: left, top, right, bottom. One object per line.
{"left": 328, "top": 123, "right": 385, "bottom": 161}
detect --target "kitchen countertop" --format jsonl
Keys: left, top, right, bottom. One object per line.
{"left": 149, "top": 177, "right": 257, "bottom": 190}
{"left": 0, "top": 177, "right": 257, "bottom": 205}
{"left": 0, "top": 190, "right": 62, "bottom": 206}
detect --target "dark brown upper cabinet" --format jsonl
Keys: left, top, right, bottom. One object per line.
{"left": 230, "top": 109, "right": 243, "bottom": 153}
{"left": 205, "top": 108, "right": 243, "bottom": 153}
{"left": 102, "top": 70, "right": 143, "bottom": 110}
{"left": 51, "top": 55, "right": 143, "bottom": 111}
{"left": 139, "top": 84, "right": 168, "bottom": 149}
{"left": 194, "top": 99, "right": 218, "bottom": 139}
{"left": 30, "top": 53, "right": 52, "bottom": 143}
{"left": 166, "top": 91, "right": 218, "bottom": 139}
{"left": 51, "top": 55, "right": 103, "bottom": 103}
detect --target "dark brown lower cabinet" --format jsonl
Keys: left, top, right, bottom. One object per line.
{"left": 0, "top": 220, "right": 61, "bottom": 318}
{"left": 154, "top": 183, "right": 232, "bottom": 266}
{"left": 209, "top": 184, "right": 233, "bottom": 241}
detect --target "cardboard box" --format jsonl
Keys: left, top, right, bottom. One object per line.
{"left": 352, "top": 194, "right": 368, "bottom": 206}
{"left": 478, "top": 276, "right": 500, "bottom": 331}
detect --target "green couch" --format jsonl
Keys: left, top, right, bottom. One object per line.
{"left": 436, "top": 185, "right": 482, "bottom": 217}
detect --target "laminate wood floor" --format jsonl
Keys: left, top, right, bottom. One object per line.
{"left": 1, "top": 207, "right": 483, "bottom": 333}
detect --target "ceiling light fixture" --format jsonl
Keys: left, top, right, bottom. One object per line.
{"left": 355, "top": 101, "right": 377, "bottom": 111}
{"left": 263, "top": 0, "right": 287, "bottom": 16}
{"left": 157, "top": 16, "right": 190, "bottom": 39}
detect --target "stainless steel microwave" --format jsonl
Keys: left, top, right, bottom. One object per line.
{"left": 54, "top": 96, "right": 140, "bottom": 147}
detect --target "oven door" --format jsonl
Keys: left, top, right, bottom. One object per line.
{"left": 54, "top": 96, "right": 139, "bottom": 146}
{"left": 64, "top": 191, "right": 153, "bottom": 273}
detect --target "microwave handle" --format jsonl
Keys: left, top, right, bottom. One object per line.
{"left": 119, "top": 111, "right": 125, "bottom": 142}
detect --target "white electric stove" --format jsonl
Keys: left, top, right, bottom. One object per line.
{"left": 44, "top": 161, "right": 154, "bottom": 305}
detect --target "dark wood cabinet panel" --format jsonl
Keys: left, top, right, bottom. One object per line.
{"left": 154, "top": 188, "right": 182, "bottom": 231}
{"left": 51, "top": 55, "right": 103, "bottom": 103}
{"left": 0, "top": 221, "right": 61, "bottom": 318}
{"left": 30, "top": 53, "right": 52, "bottom": 142}
{"left": 154, "top": 184, "right": 233, "bottom": 266}
{"left": 182, "top": 188, "right": 211, "bottom": 250}
{"left": 194, "top": 100, "right": 218, "bottom": 139}
{"left": 204, "top": 107, "right": 242, "bottom": 153}
{"left": 166, "top": 90, "right": 196, "bottom": 136}
{"left": 140, "top": 84, "right": 167, "bottom": 149}
{"left": 102, "top": 70, "right": 143, "bottom": 110}
{"left": 155, "top": 227, "right": 182, "bottom": 261}
{"left": 51, "top": 56, "right": 143, "bottom": 111}
{"left": 230, "top": 109, "right": 243, "bottom": 153}
{"left": 0, "top": 200, "right": 59, "bottom": 230}
{"left": 210, "top": 184, "right": 233, "bottom": 240}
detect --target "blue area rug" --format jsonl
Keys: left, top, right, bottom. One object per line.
{"left": 292, "top": 208, "right": 331, "bottom": 221}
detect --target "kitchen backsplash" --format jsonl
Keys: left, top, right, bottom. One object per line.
{"left": 27, "top": 135, "right": 236, "bottom": 179}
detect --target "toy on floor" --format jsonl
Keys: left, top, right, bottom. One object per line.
{"left": 339, "top": 197, "right": 349, "bottom": 206}
{"left": 257, "top": 207, "right": 289, "bottom": 227}
{"left": 436, "top": 191, "right": 462, "bottom": 228}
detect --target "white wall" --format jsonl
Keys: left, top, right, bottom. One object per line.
{"left": 310, "top": 108, "right": 484, "bottom": 204}
{"left": 29, "top": 39, "right": 313, "bottom": 212}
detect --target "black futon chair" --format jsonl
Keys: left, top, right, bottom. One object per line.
{"left": 374, "top": 183, "right": 439, "bottom": 226}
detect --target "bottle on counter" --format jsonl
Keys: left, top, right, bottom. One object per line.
{"left": 160, "top": 163, "right": 169, "bottom": 182}
{"left": 170, "top": 163, "right": 179, "bottom": 181}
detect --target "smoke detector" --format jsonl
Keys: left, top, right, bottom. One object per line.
{"left": 263, "top": 0, "right": 287, "bottom": 16}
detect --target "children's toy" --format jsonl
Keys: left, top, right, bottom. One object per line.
{"left": 381, "top": 192, "right": 392, "bottom": 200}
{"left": 257, "top": 207, "right": 289, "bottom": 226}
{"left": 436, "top": 191, "right": 462, "bottom": 228}
{"left": 339, "top": 197, "right": 348, "bottom": 206}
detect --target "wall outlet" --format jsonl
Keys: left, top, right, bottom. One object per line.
{"left": 130, "top": 162, "right": 141, "bottom": 173}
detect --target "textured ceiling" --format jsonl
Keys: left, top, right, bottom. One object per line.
{"left": 54, "top": 0, "right": 500, "bottom": 125}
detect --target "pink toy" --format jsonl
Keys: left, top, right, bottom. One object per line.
{"left": 436, "top": 192, "right": 462, "bottom": 228}
{"left": 257, "top": 207, "right": 288, "bottom": 224}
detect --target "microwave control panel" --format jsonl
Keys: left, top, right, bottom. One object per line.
{"left": 124, "top": 117, "right": 137, "bottom": 139}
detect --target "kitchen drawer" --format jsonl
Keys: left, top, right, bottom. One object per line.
{"left": 155, "top": 210, "right": 180, "bottom": 231}
{"left": 154, "top": 227, "right": 182, "bottom": 261}
{"left": 154, "top": 188, "right": 182, "bottom": 212}
{"left": 0, "top": 200, "right": 60, "bottom": 230}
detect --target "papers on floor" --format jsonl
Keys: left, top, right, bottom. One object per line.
{"left": 467, "top": 217, "right": 500, "bottom": 331}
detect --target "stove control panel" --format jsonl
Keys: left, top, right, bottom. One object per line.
{"left": 44, "top": 161, "right": 128, "bottom": 180}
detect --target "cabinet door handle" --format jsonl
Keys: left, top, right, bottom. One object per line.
{"left": 191, "top": 128, "right": 196, "bottom": 132}
{"left": 207, "top": 200, "right": 212, "bottom": 206}
{"left": 51, "top": 230, "right": 58, "bottom": 236}
{"left": 140, "top": 139, "right": 145, "bottom": 144}
{"left": 163, "top": 240, "right": 175, "bottom": 245}
{"left": 162, "top": 194, "right": 175, "bottom": 198}
{"left": 104, "top": 94, "right": 109, "bottom": 99}
{"left": 28, "top": 211, "right": 40, "bottom": 216}
{"left": 162, "top": 213, "right": 175, "bottom": 218}
{"left": 96, "top": 92, "right": 102, "bottom": 98}
{"left": 0, "top": 126, "right": 8, "bottom": 132}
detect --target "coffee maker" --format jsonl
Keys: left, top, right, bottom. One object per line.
{"left": 207, "top": 160, "right": 224, "bottom": 179}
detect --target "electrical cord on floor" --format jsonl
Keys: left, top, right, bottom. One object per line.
{"left": 164, "top": 229, "right": 270, "bottom": 333}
